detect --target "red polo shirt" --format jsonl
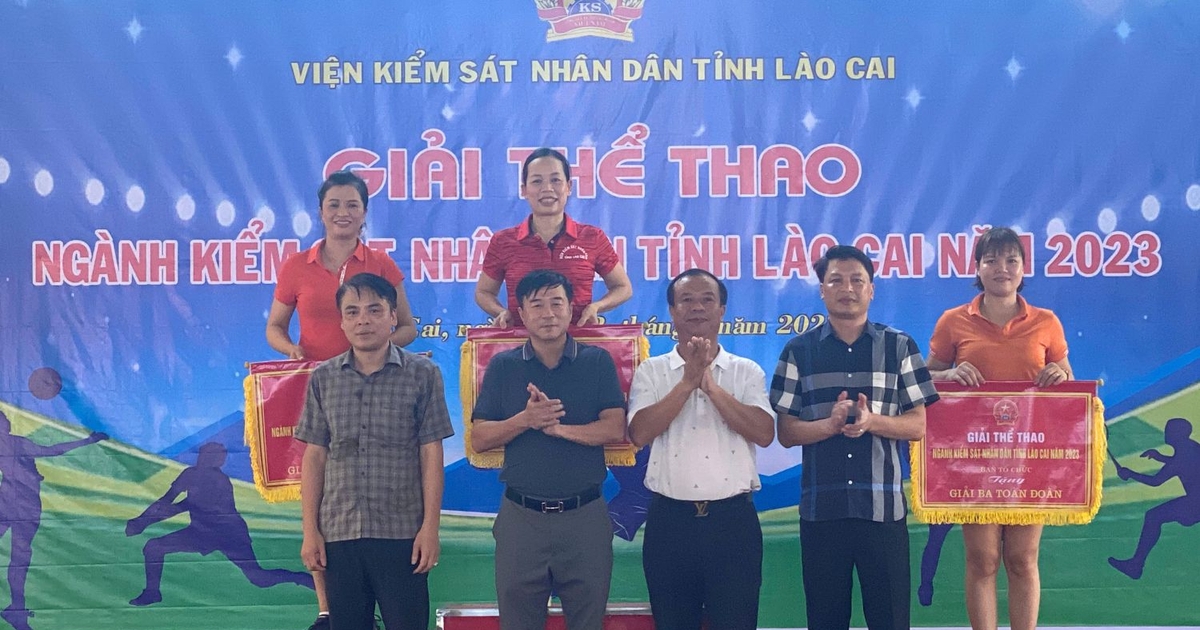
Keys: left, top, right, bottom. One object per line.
{"left": 929, "top": 294, "right": 1068, "bottom": 381}
{"left": 273, "top": 240, "right": 405, "bottom": 361}
{"left": 481, "top": 214, "right": 620, "bottom": 323}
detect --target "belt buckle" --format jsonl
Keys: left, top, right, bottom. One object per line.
{"left": 693, "top": 500, "right": 709, "bottom": 518}
{"left": 541, "top": 500, "right": 565, "bottom": 513}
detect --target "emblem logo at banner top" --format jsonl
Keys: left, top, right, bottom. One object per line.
{"left": 993, "top": 399, "right": 1019, "bottom": 426}
{"left": 535, "top": 0, "right": 645, "bottom": 42}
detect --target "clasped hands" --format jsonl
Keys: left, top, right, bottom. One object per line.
{"left": 829, "top": 390, "right": 877, "bottom": 439}
{"left": 680, "top": 336, "right": 719, "bottom": 393}
{"left": 521, "top": 383, "right": 566, "bottom": 437}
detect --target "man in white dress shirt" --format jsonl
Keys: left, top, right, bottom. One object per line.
{"left": 627, "top": 269, "right": 775, "bottom": 630}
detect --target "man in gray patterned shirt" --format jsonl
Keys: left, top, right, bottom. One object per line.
{"left": 296, "top": 272, "right": 454, "bottom": 630}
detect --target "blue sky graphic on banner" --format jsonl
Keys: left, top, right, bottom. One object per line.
{"left": 1, "top": 1, "right": 1199, "bottom": 626}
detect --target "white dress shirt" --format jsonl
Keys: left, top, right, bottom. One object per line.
{"left": 627, "top": 345, "right": 774, "bottom": 501}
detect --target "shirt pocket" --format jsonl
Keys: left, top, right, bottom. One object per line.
{"left": 328, "top": 435, "right": 359, "bottom": 461}
{"left": 372, "top": 394, "right": 419, "bottom": 450}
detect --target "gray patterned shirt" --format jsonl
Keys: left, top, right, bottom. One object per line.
{"left": 294, "top": 345, "right": 454, "bottom": 542}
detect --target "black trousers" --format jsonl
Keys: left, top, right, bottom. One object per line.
{"left": 800, "top": 518, "right": 910, "bottom": 630}
{"left": 642, "top": 493, "right": 762, "bottom": 630}
{"left": 325, "top": 538, "right": 429, "bottom": 630}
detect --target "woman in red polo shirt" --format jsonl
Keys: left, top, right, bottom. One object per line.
{"left": 267, "top": 170, "right": 417, "bottom": 361}
{"left": 265, "top": 170, "right": 416, "bottom": 630}
{"left": 475, "top": 147, "right": 632, "bottom": 328}
{"left": 926, "top": 227, "right": 1073, "bottom": 630}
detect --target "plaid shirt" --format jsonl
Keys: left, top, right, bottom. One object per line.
{"left": 294, "top": 345, "right": 454, "bottom": 542}
{"left": 770, "top": 321, "right": 939, "bottom": 522}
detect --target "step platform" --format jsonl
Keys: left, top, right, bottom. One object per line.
{"left": 437, "top": 603, "right": 655, "bottom": 629}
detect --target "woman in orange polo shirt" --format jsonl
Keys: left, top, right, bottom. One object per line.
{"left": 926, "top": 226, "right": 1073, "bottom": 630}
{"left": 267, "top": 170, "right": 417, "bottom": 361}
{"left": 264, "top": 170, "right": 416, "bottom": 630}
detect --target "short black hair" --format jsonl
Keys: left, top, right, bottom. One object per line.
{"left": 815, "top": 245, "right": 875, "bottom": 282}
{"left": 516, "top": 269, "right": 574, "bottom": 307}
{"left": 318, "top": 170, "right": 370, "bottom": 211}
{"left": 521, "top": 148, "right": 571, "bottom": 185}
{"left": 667, "top": 268, "right": 727, "bottom": 306}
{"left": 973, "top": 226, "right": 1026, "bottom": 292}
{"left": 336, "top": 272, "right": 397, "bottom": 310}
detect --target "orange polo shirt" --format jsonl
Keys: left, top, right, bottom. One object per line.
{"left": 273, "top": 240, "right": 405, "bottom": 361}
{"left": 929, "top": 294, "right": 1068, "bottom": 381}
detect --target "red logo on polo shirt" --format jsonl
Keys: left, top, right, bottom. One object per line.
{"left": 559, "top": 244, "right": 590, "bottom": 261}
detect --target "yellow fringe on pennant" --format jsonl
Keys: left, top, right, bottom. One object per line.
{"left": 460, "top": 331, "right": 649, "bottom": 469}
{"left": 603, "top": 448, "right": 638, "bottom": 467}
{"left": 599, "top": 334, "right": 652, "bottom": 467}
{"left": 243, "top": 374, "right": 301, "bottom": 503}
{"left": 461, "top": 338, "right": 507, "bottom": 469}
{"left": 911, "top": 395, "right": 1106, "bottom": 526}
{"left": 1084, "top": 396, "right": 1106, "bottom": 523}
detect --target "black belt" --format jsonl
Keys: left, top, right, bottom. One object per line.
{"left": 505, "top": 486, "right": 601, "bottom": 513}
{"left": 652, "top": 492, "right": 753, "bottom": 517}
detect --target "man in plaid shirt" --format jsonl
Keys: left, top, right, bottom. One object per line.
{"left": 770, "top": 245, "right": 939, "bottom": 630}
{"left": 296, "top": 273, "right": 454, "bottom": 630}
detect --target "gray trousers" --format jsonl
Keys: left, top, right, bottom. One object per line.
{"left": 492, "top": 496, "right": 613, "bottom": 630}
